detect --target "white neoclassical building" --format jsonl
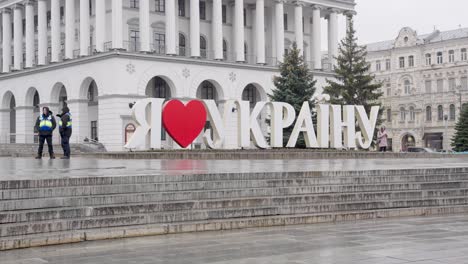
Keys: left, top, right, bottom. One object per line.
{"left": 367, "top": 27, "right": 468, "bottom": 152}
{"left": 0, "top": 0, "right": 355, "bottom": 151}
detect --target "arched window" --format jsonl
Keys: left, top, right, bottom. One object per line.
{"left": 200, "top": 81, "right": 215, "bottom": 100}
{"left": 404, "top": 80, "right": 411, "bottom": 94}
{"left": 242, "top": 84, "right": 257, "bottom": 107}
{"left": 409, "top": 106, "right": 415, "bottom": 121}
{"left": 244, "top": 42, "right": 248, "bottom": 62}
{"left": 400, "top": 107, "right": 406, "bottom": 121}
{"left": 223, "top": 39, "right": 227, "bottom": 60}
{"left": 437, "top": 51, "right": 443, "bottom": 64}
{"left": 426, "top": 106, "right": 432, "bottom": 121}
{"left": 449, "top": 50, "right": 455, "bottom": 63}
{"left": 33, "top": 91, "right": 40, "bottom": 113}
{"left": 178, "top": 33, "right": 186, "bottom": 56}
{"left": 437, "top": 105, "right": 444, "bottom": 121}
{"left": 200, "top": 36, "right": 207, "bottom": 58}
{"left": 450, "top": 104, "right": 456, "bottom": 120}
{"left": 462, "top": 48, "right": 467, "bottom": 61}
{"left": 146, "top": 77, "right": 170, "bottom": 99}
{"left": 425, "top": 53, "right": 432, "bottom": 65}
{"left": 386, "top": 108, "right": 392, "bottom": 122}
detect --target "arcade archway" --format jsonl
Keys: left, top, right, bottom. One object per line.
{"left": 401, "top": 134, "right": 416, "bottom": 152}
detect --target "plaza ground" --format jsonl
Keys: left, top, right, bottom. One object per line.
{"left": 1, "top": 214, "right": 468, "bottom": 264}
{"left": 2, "top": 156, "right": 468, "bottom": 180}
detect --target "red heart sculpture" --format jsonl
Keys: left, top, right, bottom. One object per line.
{"left": 162, "top": 100, "right": 207, "bottom": 148}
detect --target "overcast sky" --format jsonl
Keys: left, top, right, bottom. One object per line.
{"left": 351, "top": 0, "right": 468, "bottom": 44}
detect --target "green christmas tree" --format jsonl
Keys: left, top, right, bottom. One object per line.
{"left": 270, "top": 42, "right": 317, "bottom": 148}
{"left": 451, "top": 105, "right": 468, "bottom": 152}
{"left": 323, "top": 15, "right": 383, "bottom": 145}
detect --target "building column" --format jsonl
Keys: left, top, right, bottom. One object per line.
{"left": 255, "top": 0, "right": 265, "bottom": 64}
{"left": 166, "top": 0, "right": 176, "bottom": 55}
{"left": 13, "top": 5, "right": 23, "bottom": 71}
{"left": 15, "top": 106, "right": 35, "bottom": 144}
{"left": 312, "top": 5, "right": 322, "bottom": 69}
{"left": 234, "top": 0, "right": 244, "bottom": 61}
{"left": 212, "top": 0, "right": 223, "bottom": 60}
{"left": 37, "top": 0, "right": 47, "bottom": 65}
{"left": 275, "top": 0, "right": 285, "bottom": 62}
{"left": 2, "top": 8, "right": 12, "bottom": 73}
{"left": 328, "top": 9, "right": 338, "bottom": 67}
{"left": 0, "top": 109, "right": 10, "bottom": 143}
{"left": 139, "top": 0, "right": 150, "bottom": 52}
{"left": 112, "top": 0, "right": 123, "bottom": 49}
{"left": 25, "top": 1, "right": 35, "bottom": 68}
{"left": 65, "top": 0, "right": 75, "bottom": 59}
{"left": 80, "top": 0, "right": 90, "bottom": 56}
{"left": 51, "top": 0, "right": 61, "bottom": 62}
{"left": 190, "top": 0, "right": 200, "bottom": 57}
{"left": 95, "top": 0, "right": 105, "bottom": 52}
{"left": 67, "top": 99, "right": 89, "bottom": 144}
{"left": 294, "top": 1, "right": 304, "bottom": 56}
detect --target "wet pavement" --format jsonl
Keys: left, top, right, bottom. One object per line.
{"left": 1, "top": 214, "right": 468, "bottom": 264}
{"left": 2, "top": 157, "right": 468, "bottom": 180}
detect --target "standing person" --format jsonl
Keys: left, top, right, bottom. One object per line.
{"left": 35, "top": 107, "right": 56, "bottom": 159}
{"left": 58, "top": 106, "right": 73, "bottom": 159}
{"left": 377, "top": 126, "right": 388, "bottom": 152}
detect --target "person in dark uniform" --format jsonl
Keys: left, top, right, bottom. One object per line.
{"left": 58, "top": 106, "right": 73, "bottom": 159}
{"left": 35, "top": 107, "right": 56, "bottom": 159}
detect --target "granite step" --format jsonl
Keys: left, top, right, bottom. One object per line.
{"left": 1, "top": 196, "right": 468, "bottom": 237}
{"left": 5, "top": 175, "right": 468, "bottom": 200}
{"left": 2, "top": 188, "right": 468, "bottom": 224}
{"left": 2, "top": 181, "right": 467, "bottom": 211}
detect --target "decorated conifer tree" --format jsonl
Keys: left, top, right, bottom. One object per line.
{"left": 451, "top": 105, "right": 468, "bottom": 152}
{"left": 323, "top": 15, "right": 383, "bottom": 146}
{"left": 270, "top": 42, "right": 317, "bottom": 148}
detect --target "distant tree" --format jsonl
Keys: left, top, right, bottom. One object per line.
{"left": 451, "top": 105, "right": 468, "bottom": 152}
{"left": 323, "top": 15, "right": 384, "bottom": 146}
{"left": 270, "top": 42, "right": 317, "bottom": 148}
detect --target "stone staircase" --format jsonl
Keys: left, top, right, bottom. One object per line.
{"left": 1, "top": 167, "right": 468, "bottom": 250}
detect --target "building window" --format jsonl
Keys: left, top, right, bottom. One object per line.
{"left": 437, "top": 51, "right": 443, "bottom": 64}
{"left": 400, "top": 107, "right": 406, "bottom": 121}
{"left": 91, "top": 121, "right": 98, "bottom": 141}
{"left": 222, "top": 5, "right": 227, "bottom": 23}
{"left": 437, "top": 105, "right": 444, "bottom": 121}
{"left": 129, "top": 30, "right": 140, "bottom": 52}
{"left": 425, "top": 53, "right": 432, "bottom": 65}
{"left": 89, "top": 0, "right": 93, "bottom": 15}
{"left": 200, "top": 36, "right": 207, "bottom": 58}
{"left": 178, "top": 33, "right": 186, "bottom": 56}
{"left": 462, "top": 77, "right": 468, "bottom": 90}
{"left": 450, "top": 104, "right": 456, "bottom": 120}
{"left": 60, "top": 6, "right": 64, "bottom": 23}
{"left": 242, "top": 84, "right": 257, "bottom": 107}
{"left": 449, "top": 78, "right": 456, "bottom": 91}
{"left": 409, "top": 106, "right": 415, "bottom": 121}
{"left": 426, "top": 106, "right": 432, "bottom": 121}
{"left": 244, "top": 8, "right": 247, "bottom": 26}
{"left": 386, "top": 109, "right": 392, "bottom": 121}
{"left": 284, "top": 14, "right": 288, "bottom": 31}
{"left": 47, "top": 11, "right": 51, "bottom": 28}
{"left": 386, "top": 84, "right": 391, "bottom": 96}
{"left": 178, "top": 0, "right": 185, "bottom": 16}
{"left": 153, "top": 32, "right": 165, "bottom": 54}
{"left": 399, "top": 57, "right": 405, "bottom": 68}
{"left": 34, "top": 15, "right": 38, "bottom": 32}
{"left": 155, "top": 0, "right": 165, "bottom": 12}
{"left": 223, "top": 39, "right": 228, "bottom": 60}
{"left": 404, "top": 80, "right": 411, "bottom": 94}
{"left": 200, "top": 1, "right": 206, "bottom": 20}
{"left": 449, "top": 50, "right": 455, "bottom": 63}
{"left": 408, "top": 55, "right": 414, "bottom": 67}
{"left": 376, "top": 60, "right": 381, "bottom": 71}
{"left": 385, "top": 59, "right": 391, "bottom": 70}
{"left": 437, "top": 79, "right": 444, "bottom": 93}
{"left": 130, "top": 0, "right": 139, "bottom": 8}
{"left": 425, "top": 80, "right": 432, "bottom": 93}
{"left": 462, "top": 48, "right": 467, "bottom": 61}
{"left": 200, "top": 81, "right": 215, "bottom": 99}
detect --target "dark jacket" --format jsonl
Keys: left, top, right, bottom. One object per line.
{"left": 34, "top": 107, "right": 56, "bottom": 136}
{"left": 59, "top": 106, "right": 73, "bottom": 138}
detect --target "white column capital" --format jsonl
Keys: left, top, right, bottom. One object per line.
{"left": 344, "top": 10, "right": 357, "bottom": 17}
{"left": 1, "top": 7, "right": 12, "bottom": 14}
{"left": 274, "top": 0, "right": 287, "bottom": 4}
{"left": 24, "top": 0, "right": 36, "bottom": 6}
{"left": 293, "top": 1, "right": 306, "bottom": 7}
{"left": 12, "top": 4, "right": 24, "bottom": 10}
{"left": 312, "top": 5, "right": 323, "bottom": 11}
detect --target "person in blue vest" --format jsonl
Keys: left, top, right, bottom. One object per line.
{"left": 58, "top": 106, "right": 73, "bottom": 159}
{"left": 34, "top": 107, "right": 56, "bottom": 159}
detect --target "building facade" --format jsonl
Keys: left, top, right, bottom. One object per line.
{"left": 367, "top": 27, "right": 468, "bottom": 152}
{"left": 0, "top": 0, "right": 354, "bottom": 151}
